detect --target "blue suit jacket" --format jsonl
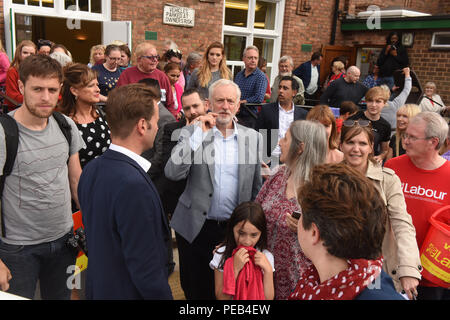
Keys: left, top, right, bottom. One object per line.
{"left": 256, "top": 102, "right": 308, "bottom": 159}
{"left": 78, "top": 149, "right": 173, "bottom": 300}
{"left": 293, "top": 61, "right": 320, "bottom": 91}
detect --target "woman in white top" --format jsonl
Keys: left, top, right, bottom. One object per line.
{"left": 419, "top": 82, "right": 449, "bottom": 114}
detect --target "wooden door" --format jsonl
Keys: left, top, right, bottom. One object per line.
{"left": 320, "top": 45, "right": 357, "bottom": 85}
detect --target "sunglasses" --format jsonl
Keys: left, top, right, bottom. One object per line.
{"left": 343, "top": 119, "right": 371, "bottom": 127}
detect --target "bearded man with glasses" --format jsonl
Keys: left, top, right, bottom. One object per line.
{"left": 385, "top": 112, "right": 450, "bottom": 301}
{"left": 117, "top": 42, "right": 175, "bottom": 112}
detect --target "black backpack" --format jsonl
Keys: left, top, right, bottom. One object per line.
{"left": 0, "top": 111, "right": 72, "bottom": 237}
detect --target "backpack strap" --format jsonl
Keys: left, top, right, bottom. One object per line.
{"left": 0, "top": 112, "right": 72, "bottom": 237}
{"left": 0, "top": 113, "right": 19, "bottom": 237}
{"left": 52, "top": 111, "right": 72, "bottom": 156}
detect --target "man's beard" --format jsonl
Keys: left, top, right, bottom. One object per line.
{"left": 280, "top": 71, "right": 292, "bottom": 77}
{"left": 24, "top": 97, "right": 55, "bottom": 119}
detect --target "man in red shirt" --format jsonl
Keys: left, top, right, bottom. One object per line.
{"left": 117, "top": 42, "right": 175, "bottom": 113}
{"left": 385, "top": 111, "right": 449, "bottom": 300}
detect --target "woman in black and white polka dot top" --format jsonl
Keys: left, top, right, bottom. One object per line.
{"left": 60, "top": 63, "right": 111, "bottom": 168}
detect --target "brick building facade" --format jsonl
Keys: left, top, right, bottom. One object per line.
{"left": 1, "top": 0, "right": 450, "bottom": 102}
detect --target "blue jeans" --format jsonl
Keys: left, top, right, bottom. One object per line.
{"left": 0, "top": 232, "right": 77, "bottom": 300}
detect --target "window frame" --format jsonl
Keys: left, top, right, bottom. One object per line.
{"left": 431, "top": 32, "right": 450, "bottom": 49}
{"left": 222, "top": 0, "right": 285, "bottom": 85}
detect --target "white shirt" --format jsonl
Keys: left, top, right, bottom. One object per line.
{"left": 306, "top": 64, "right": 319, "bottom": 95}
{"left": 189, "top": 122, "right": 240, "bottom": 221}
{"left": 109, "top": 143, "right": 151, "bottom": 172}
{"left": 272, "top": 103, "right": 295, "bottom": 157}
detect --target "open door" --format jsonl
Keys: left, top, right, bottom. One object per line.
{"left": 320, "top": 45, "right": 357, "bottom": 86}
{"left": 102, "top": 21, "right": 132, "bottom": 49}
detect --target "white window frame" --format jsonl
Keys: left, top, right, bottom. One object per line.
{"left": 431, "top": 32, "right": 450, "bottom": 49}
{"left": 3, "top": 0, "right": 111, "bottom": 58}
{"left": 222, "top": 0, "right": 285, "bottom": 86}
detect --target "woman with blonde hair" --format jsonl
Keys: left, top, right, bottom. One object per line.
{"left": 419, "top": 81, "right": 449, "bottom": 115}
{"left": 88, "top": 44, "right": 105, "bottom": 68}
{"left": 5, "top": 40, "right": 36, "bottom": 111}
{"left": 386, "top": 104, "right": 421, "bottom": 160}
{"left": 306, "top": 104, "right": 343, "bottom": 163}
{"left": 255, "top": 120, "right": 328, "bottom": 299}
{"left": 186, "top": 41, "right": 232, "bottom": 98}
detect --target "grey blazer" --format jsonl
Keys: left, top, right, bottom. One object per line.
{"left": 164, "top": 123, "right": 263, "bottom": 243}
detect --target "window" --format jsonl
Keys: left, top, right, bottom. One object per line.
{"left": 431, "top": 32, "right": 450, "bottom": 49}
{"left": 223, "top": 0, "right": 285, "bottom": 84}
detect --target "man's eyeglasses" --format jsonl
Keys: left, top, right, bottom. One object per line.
{"left": 141, "top": 55, "right": 160, "bottom": 61}
{"left": 343, "top": 119, "right": 371, "bottom": 127}
{"left": 402, "top": 133, "right": 433, "bottom": 142}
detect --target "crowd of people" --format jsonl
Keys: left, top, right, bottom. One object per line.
{"left": 0, "top": 35, "right": 449, "bottom": 301}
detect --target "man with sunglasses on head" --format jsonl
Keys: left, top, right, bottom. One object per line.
{"left": 385, "top": 112, "right": 449, "bottom": 300}
{"left": 117, "top": 42, "right": 175, "bottom": 112}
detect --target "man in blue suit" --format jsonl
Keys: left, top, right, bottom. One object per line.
{"left": 78, "top": 84, "right": 173, "bottom": 300}
{"left": 256, "top": 76, "right": 308, "bottom": 166}
{"left": 293, "top": 52, "right": 322, "bottom": 104}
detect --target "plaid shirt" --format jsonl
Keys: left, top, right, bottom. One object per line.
{"left": 234, "top": 68, "right": 268, "bottom": 110}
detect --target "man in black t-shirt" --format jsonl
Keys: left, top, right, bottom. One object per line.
{"left": 348, "top": 86, "right": 391, "bottom": 162}
{"left": 319, "top": 66, "right": 368, "bottom": 108}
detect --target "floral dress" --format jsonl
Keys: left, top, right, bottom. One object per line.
{"left": 255, "top": 166, "right": 312, "bottom": 300}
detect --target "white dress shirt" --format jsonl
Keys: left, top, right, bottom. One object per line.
{"left": 306, "top": 64, "right": 319, "bottom": 95}
{"left": 272, "top": 103, "right": 295, "bottom": 157}
{"left": 109, "top": 143, "right": 151, "bottom": 172}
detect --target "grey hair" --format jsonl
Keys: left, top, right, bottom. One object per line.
{"left": 186, "top": 52, "right": 202, "bottom": 66}
{"left": 49, "top": 51, "right": 72, "bottom": 67}
{"left": 208, "top": 78, "right": 241, "bottom": 102}
{"left": 346, "top": 65, "right": 360, "bottom": 75}
{"left": 410, "top": 112, "right": 449, "bottom": 150}
{"left": 279, "top": 55, "right": 294, "bottom": 67}
{"left": 286, "top": 120, "right": 328, "bottom": 189}
{"left": 243, "top": 45, "right": 259, "bottom": 58}
{"left": 424, "top": 81, "right": 436, "bottom": 89}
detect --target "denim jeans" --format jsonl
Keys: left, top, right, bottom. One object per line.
{"left": 0, "top": 232, "right": 77, "bottom": 300}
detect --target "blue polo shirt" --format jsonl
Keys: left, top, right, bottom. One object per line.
{"left": 234, "top": 67, "right": 267, "bottom": 112}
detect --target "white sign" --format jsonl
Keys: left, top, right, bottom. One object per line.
{"left": 163, "top": 5, "right": 195, "bottom": 27}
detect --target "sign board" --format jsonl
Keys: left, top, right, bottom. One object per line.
{"left": 163, "top": 5, "right": 195, "bottom": 27}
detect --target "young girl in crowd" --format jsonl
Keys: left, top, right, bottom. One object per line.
{"left": 210, "top": 202, "right": 275, "bottom": 300}
{"left": 164, "top": 62, "right": 183, "bottom": 119}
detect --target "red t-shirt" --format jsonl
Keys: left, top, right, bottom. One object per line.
{"left": 384, "top": 154, "right": 450, "bottom": 287}
{"left": 116, "top": 66, "right": 175, "bottom": 112}
{"left": 5, "top": 67, "right": 22, "bottom": 111}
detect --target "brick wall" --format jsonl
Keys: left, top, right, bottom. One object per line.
{"left": 111, "top": 0, "right": 224, "bottom": 59}
{"left": 409, "top": 30, "right": 450, "bottom": 103}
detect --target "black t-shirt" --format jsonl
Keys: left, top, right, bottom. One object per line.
{"left": 319, "top": 77, "right": 368, "bottom": 108}
{"left": 348, "top": 111, "right": 391, "bottom": 156}
{"left": 389, "top": 134, "right": 406, "bottom": 158}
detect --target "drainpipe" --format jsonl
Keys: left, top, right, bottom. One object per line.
{"left": 330, "top": 0, "right": 340, "bottom": 45}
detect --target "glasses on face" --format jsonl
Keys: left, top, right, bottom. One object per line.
{"left": 141, "top": 55, "right": 160, "bottom": 61}
{"left": 402, "top": 133, "right": 433, "bottom": 142}
{"left": 343, "top": 119, "right": 371, "bottom": 127}
{"left": 107, "top": 56, "right": 121, "bottom": 61}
